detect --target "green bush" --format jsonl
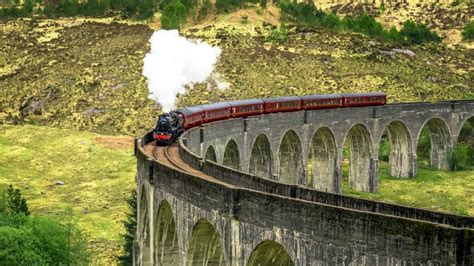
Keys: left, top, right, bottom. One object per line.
{"left": 447, "top": 145, "right": 469, "bottom": 171}
{"left": 385, "top": 26, "right": 402, "bottom": 42}
{"left": 461, "top": 21, "right": 474, "bottom": 41}
{"left": 0, "top": 187, "right": 90, "bottom": 265}
{"left": 379, "top": 2, "right": 386, "bottom": 12}
{"left": 451, "top": 0, "right": 461, "bottom": 7}
{"left": 280, "top": 0, "right": 324, "bottom": 26}
{"left": 400, "top": 20, "right": 441, "bottom": 44}
{"left": 353, "top": 14, "right": 385, "bottom": 37}
{"left": 0, "top": 214, "right": 90, "bottom": 265}
{"left": 0, "top": 6, "right": 20, "bottom": 18}
{"left": 378, "top": 137, "right": 390, "bottom": 162}
{"left": 22, "top": 0, "right": 34, "bottom": 15}
{"left": 265, "top": 25, "right": 288, "bottom": 43}
{"left": 459, "top": 121, "right": 473, "bottom": 141}
{"left": 417, "top": 127, "right": 431, "bottom": 163}
{"left": 323, "top": 12, "right": 339, "bottom": 29}
{"left": 340, "top": 16, "right": 354, "bottom": 31}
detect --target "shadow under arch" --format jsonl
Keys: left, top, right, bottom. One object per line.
{"left": 223, "top": 139, "right": 240, "bottom": 170}
{"left": 154, "top": 200, "right": 179, "bottom": 265}
{"left": 249, "top": 134, "right": 272, "bottom": 179}
{"left": 308, "top": 127, "right": 337, "bottom": 192}
{"left": 452, "top": 116, "right": 474, "bottom": 170}
{"left": 456, "top": 116, "right": 474, "bottom": 141}
{"left": 186, "top": 219, "right": 225, "bottom": 266}
{"left": 139, "top": 186, "right": 151, "bottom": 265}
{"left": 380, "top": 120, "right": 413, "bottom": 178}
{"left": 247, "top": 240, "right": 294, "bottom": 266}
{"left": 417, "top": 118, "right": 451, "bottom": 170}
{"left": 342, "top": 123, "right": 373, "bottom": 192}
{"left": 278, "top": 130, "right": 304, "bottom": 185}
{"left": 205, "top": 145, "right": 217, "bottom": 162}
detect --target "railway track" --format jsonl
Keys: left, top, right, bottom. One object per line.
{"left": 147, "top": 142, "right": 235, "bottom": 187}
{"left": 151, "top": 144, "right": 188, "bottom": 172}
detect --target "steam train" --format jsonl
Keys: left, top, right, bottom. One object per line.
{"left": 153, "top": 92, "right": 387, "bottom": 145}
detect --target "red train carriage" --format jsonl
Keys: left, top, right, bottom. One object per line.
{"left": 301, "top": 94, "right": 343, "bottom": 110}
{"left": 341, "top": 92, "right": 387, "bottom": 107}
{"left": 176, "top": 107, "right": 204, "bottom": 129}
{"left": 263, "top": 96, "right": 302, "bottom": 114}
{"left": 200, "top": 102, "right": 232, "bottom": 123}
{"left": 229, "top": 99, "right": 265, "bottom": 118}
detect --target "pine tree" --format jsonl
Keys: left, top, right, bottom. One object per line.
{"left": 118, "top": 189, "right": 137, "bottom": 265}
{"left": 22, "top": 0, "right": 34, "bottom": 15}
{"left": 6, "top": 185, "right": 30, "bottom": 216}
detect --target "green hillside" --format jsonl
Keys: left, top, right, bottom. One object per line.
{"left": 0, "top": 124, "right": 135, "bottom": 263}
{"left": 1, "top": 14, "right": 472, "bottom": 135}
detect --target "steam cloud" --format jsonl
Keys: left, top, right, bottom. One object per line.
{"left": 143, "top": 30, "right": 221, "bottom": 112}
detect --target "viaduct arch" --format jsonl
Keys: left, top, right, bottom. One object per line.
{"left": 136, "top": 100, "right": 474, "bottom": 265}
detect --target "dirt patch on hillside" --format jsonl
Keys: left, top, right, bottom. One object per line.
{"left": 93, "top": 136, "right": 133, "bottom": 149}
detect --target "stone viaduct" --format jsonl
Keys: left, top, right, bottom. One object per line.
{"left": 135, "top": 100, "right": 474, "bottom": 265}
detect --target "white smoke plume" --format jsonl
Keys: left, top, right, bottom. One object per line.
{"left": 142, "top": 30, "right": 221, "bottom": 112}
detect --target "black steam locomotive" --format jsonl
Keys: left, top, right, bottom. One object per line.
{"left": 153, "top": 112, "right": 184, "bottom": 146}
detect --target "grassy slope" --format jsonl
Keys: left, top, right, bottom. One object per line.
{"left": 0, "top": 124, "right": 135, "bottom": 263}
{"left": 0, "top": 19, "right": 157, "bottom": 135}
{"left": 342, "top": 163, "right": 474, "bottom": 216}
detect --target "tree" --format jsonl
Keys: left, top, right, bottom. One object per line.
{"left": 137, "top": 0, "right": 158, "bottom": 19}
{"left": 197, "top": 0, "right": 211, "bottom": 21}
{"left": 461, "top": 21, "right": 474, "bottom": 41}
{"left": 22, "top": 0, "right": 34, "bottom": 15}
{"left": 161, "top": 0, "right": 187, "bottom": 29}
{"left": 400, "top": 20, "right": 441, "bottom": 44}
{"left": 58, "top": 207, "right": 91, "bottom": 264}
{"left": 385, "top": 26, "right": 402, "bottom": 42}
{"left": 5, "top": 185, "right": 30, "bottom": 216}
{"left": 353, "top": 14, "right": 384, "bottom": 37}
{"left": 323, "top": 13, "right": 340, "bottom": 30}
{"left": 118, "top": 189, "right": 137, "bottom": 265}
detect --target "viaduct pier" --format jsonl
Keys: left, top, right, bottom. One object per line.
{"left": 135, "top": 100, "right": 474, "bottom": 265}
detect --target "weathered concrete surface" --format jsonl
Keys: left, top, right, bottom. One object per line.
{"left": 194, "top": 101, "right": 474, "bottom": 193}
